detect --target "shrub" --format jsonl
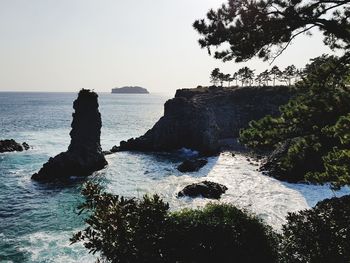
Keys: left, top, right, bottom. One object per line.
{"left": 165, "top": 204, "right": 279, "bottom": 263}
{"left": 71, "top": 182, "right": 280, "bottom": 263}
{"left": 281, "top": 195, "right": 350, "bottom": 263}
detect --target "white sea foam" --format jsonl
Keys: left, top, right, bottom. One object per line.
{"left": 18, "top": 230, "right": 96, "bottom": 263}
{"left": 105, "top": 151, "right": 350, "bottom": 230}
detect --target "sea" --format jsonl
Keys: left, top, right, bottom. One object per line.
{"left": 0, "top": 92, "right": 349, "bottom": 263}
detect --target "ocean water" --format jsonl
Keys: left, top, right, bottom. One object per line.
{"left": 0, "top": 92, "right": 349, "bottom": 263}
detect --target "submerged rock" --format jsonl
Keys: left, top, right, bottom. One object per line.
{"left": 177, "top": 159, "right": 208, "bottom": 173}
{"left": 0, "top": 139, "right": 30, "bottom": 153}
{"left": 178, "top": 181, "right": 228, "bottom": 199}
{"left": 32, "top": 89, "right": 107, "bottom": 181}
{"left": 118, "top": 85, "right": 293, "bottom": 154}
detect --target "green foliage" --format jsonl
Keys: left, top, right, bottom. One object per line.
{"left": 72, "top": 182, "right": 280, "bottom": 263}
{"left": 281, "top": 195, "right": 350, "bottom": 263}
{"left": 71, "top": 183, "right": 169, "bottom": 263}
{"left": 166, "top": 203, "right": 279, "bottom": 263}
{"left": 306, "top": 114, "right": 350, "bottom": 189}
{"left": 194, "top": 0, "right": 350, "bottom": 62}
{"left": 240, "top": 53, "right": 350, "bottom": 188}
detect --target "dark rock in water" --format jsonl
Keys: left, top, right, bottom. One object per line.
{"left": 118, "top": 86, "right": 293, "bottom": 154}
{"left": 177, "top": 159, "right": 208, "bottom": 173}
{"left": 178, "top": 181, "right": 228, "bottom": 199}
{"left": 32, "top": 89, "right": 108, "bottom": 182}
{"left": 22, "top": 142, "right": 30, "bottom": 150}
{"left": 110, "top": 145, "right": 120, "bottom": 153}
{"left": 0, "top": 139, "right": 30, "bottom": 153}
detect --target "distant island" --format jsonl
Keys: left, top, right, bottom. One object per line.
{"left": 111, "top": 86, "right": 149, "bottom": 94}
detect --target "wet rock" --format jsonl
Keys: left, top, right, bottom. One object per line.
{"left": 32, "top": 89, "right": 108, "bottom": 181}
{"left": 177, "top": 159, "right": 208, "bottom": 173}
{"left": 178, "top": 181, "right": 228, "bottom": 199}
{"left": 0, "top": 139, "right": 30, "bottom": 153}
{"left": 110, "top": 145, "right": 120, "bottom": 153}
{"left": 22, "top": 142, "right": 30, "bottom": 150}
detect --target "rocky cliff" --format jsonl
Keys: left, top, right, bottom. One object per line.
{"left": 32, "top": 89, "right": 107, "bottom": 181}
{"left": 117, "top": 86, "right": 294, "bottom": 154}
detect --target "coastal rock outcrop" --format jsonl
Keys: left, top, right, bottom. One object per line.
{"left": 177, "top": 159, "right": 208, "bottom": 173}
{"left": 0, "top": 139, "right": 30, "bottom": 153}
{"left": 116, "top": 86, "right": 293, "bottom": 154}
{"left": 32, "top": 89, "right": 107, "bottom": 181}
{"left": 177, "top": 181, "right": 228, "bottom": 199}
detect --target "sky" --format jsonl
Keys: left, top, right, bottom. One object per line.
{"left": 0, "top": 0, "right": 341, "bottom": 94}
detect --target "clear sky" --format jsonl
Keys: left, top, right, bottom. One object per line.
{"left": 0, "top": 0, "right": 340, "bottom": 94}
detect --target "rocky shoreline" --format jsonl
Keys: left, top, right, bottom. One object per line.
{"left": 114, "top": 85, "right": 294, "bottom": 155}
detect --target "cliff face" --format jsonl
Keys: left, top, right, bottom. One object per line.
{"left": 32, "top": 89, "right": 107, "bottom": 181}
{"left": 118, "top": 86, "right": 294, "bottom": 154}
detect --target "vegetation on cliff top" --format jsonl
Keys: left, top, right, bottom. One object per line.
{"left": 210, "top": 65, "right": 300, "bottom": 87}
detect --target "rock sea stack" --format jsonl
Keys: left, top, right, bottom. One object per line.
{"left": 117, "top": 85, "right": 293, "bottom": 155}
{"left": 177, "top": 181, "right": 228, "bottom": 199}
{"left": 32, "top": 89, "right": 107, "bottom": 181}
{"left": 0, "top": 139, "right": 30, "bottom": 153}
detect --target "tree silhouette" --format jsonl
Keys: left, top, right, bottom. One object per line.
{"left": 218, "top": 72, "right": 225, "bottom": 86}
{"left": 261, "top": 70, "right": 272, "bottom": 86}
{"left": 237, "top": 67, "right": 255, "bottom": 86}
{"left": 282, "top": 65, "right": 298, "bottom": 86}
{"left": 232, "top": 72, "right": 239, "bottom": 86}
{"left": 193, "top": 0, "right": 350, "bottom": 62}
{"left": 270, "top": 66, "right": 282, "bottom": 86}
{"left": 210, "top": 68, "right": 221, "bottom": 85}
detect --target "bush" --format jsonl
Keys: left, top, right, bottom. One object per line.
{"left": 281, "top": 195, "right": 350, "bottom": 263}
{"left": 71, "top": 182, "right": 280, "bottom": 263}
{"left": 165, "top": 204, "right": 279, "bottom": 263}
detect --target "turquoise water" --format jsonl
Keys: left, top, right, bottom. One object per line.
{"left": 1, "top": 92, "right": 349, "bottom": 263}
{"left": 0, "top": 92, "right": 170, "bottom": 262}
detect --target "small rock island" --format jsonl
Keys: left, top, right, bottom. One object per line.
{"left": 112, "top": 86, "right": 149, "bottom": 94}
